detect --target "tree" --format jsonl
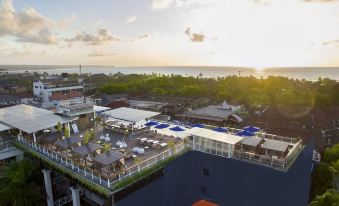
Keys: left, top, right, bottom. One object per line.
{"left": 83, "top": 131, "right": 90, "bottom": 145}
{"left": 89, "top": 130, "right": 95, "bottom": 141}
{"left": 0, "top": 159, "right": 43, "bottom": 206}
{"left": 102, "top": 143, "right": 111, "bottom": 153}
{"left": 56, "top": 122, "right": 62, "bottom": 132}
{"left": 64, "top": 127, "right": 70, "bottom": 139}
{"left": 309, "top": 190, "right": 339, "bottom": 206}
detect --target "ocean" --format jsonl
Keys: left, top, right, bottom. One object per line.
{"left": 2, "top": 66, "right": 339, "bottom": 81}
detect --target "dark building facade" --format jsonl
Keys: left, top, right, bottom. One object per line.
{"left": 117, "top": 141, "right": 313, "bottom": 206}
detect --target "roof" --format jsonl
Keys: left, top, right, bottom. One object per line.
{"left": 55, "top": 137, "right": 81, "bottom": 149}
{"left": 49, "top": 90, "right": 83, "bottom": 101}
{"left": 0, "top": 95, "right": 20, "bottom": 102}
{"left": 73, "top": 142, "right": 102, "bottom": 156}
{"left": 240, "top": 136, "right": 262, "bottom": 147}
{"left": 183, "top": 102, "right": 241, "bottom": 120}
{"left": 93, "top": 105, "right": 111, "bottom": 113}
{"left": 0, "top": 80, "right": 16, "bottom": 88}
{"left": 192, "top": 200, "right": 218, "bottom": 206}
{"left": 103, "top": 107, "right": 160, "bottom": 123}
{"left": 105, "top": 100, "right": 129, "bottom": 109}
{"left": 15, "top": 92, "right": 34, "bottom": 99}
{"left": 0, "top": 104, "right": 67, "bottom": 133}
{"left": 261, "top": 139, "right": 290, "bottom": 152}
{"left": 0, "top": 122, "right": 11, "bottom": 132}
{"left": 93, "top": 150, "right": 123, "bottom": 166}
{"left": 186, "top": 127, "right": 243, "bottom": 145}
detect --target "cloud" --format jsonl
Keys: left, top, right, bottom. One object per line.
{"left": 185, "top": 27, "right": 205, "bottom": 42}
{"left": 322, "top": 39, "right": 339, "bottom": 45}
{"left": 88, "top": 49, "right": 116, "bottom": 57}
{"left": 138, "top": 33, "right": 151, "bottom": 40}
{"left": 68, "top": 29, "right": 121, "bottom": 45}
{"left": 152, "top": 0, "right": 173, "bottom": 10}
{"left": 125, "top": 16, "right": 137, "bottom": 23}
{"left": 0, "top": 0, "right": 72, "bottom": 45}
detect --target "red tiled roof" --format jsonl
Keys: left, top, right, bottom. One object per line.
{"left": 15, "top": 92, "right": 34, "bottom": 99}
{"left": 192, "top": 200, "right": 218, "bottom": 206}
{"left": 49, "top": 90, "right": 83, "bottom": 101}
{"left": 104, "top": 100, "right": 129, "bottom": 109}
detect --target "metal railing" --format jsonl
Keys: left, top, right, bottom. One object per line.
{"left": 109, "top": 143, "right": 186, "bottom": 187}
{"left": 16, "top": 137, "right": 186, "bottom": 190}
{"left": 232, "top": 150, "right": 287, "bottom": 170}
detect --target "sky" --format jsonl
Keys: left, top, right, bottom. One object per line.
{"left": 1, "top": 0, "right": 339, "bottom": 67}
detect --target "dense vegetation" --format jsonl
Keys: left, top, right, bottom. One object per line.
{"left": 0, "top": 159, "right": 44, "bottom": 206}
{"left": 99, "top": 73, "right": 339, "bottom": 109}
{"left": 310, "top": 144, "right": 339, "bottom": 206}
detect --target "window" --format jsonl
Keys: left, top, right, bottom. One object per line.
{"left": 35, "top": 86, "right": 38, "bottom": 88}
{"left": 202, "top": 168, "right": 210, "bottom": 176}
{"left": 200, "top": 186, "right": 207, "bottom": 195}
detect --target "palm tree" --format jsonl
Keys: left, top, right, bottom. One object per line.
{"left": 0, "top": 159, "right": 43, "bottom": 206}
{"left": 309, "top": 190, "right": 339, "bottom": 206}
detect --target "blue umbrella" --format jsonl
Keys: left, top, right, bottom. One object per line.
{"left": 243, "top": 126, "right": 260, "bottom": 133}
{"left": 236, "top": 130, "right": 255, "bottom": 137}
{"left": 213, "top": 127, "right": 228, "bottom": 133}
{"left": 155, "top": 123, "right": 170, "bottom": 129}
{"left": 191, "top": 123, "right": 205, "bottom": 128}
{"left": 145, "top": 121, "right": 159, "bottom": 126}
{"left": 170, "top": 126, "right": 185, "bottom": 132}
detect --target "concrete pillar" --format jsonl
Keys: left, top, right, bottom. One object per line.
{"left": 33, "top": 132, "right": 36, "bottom": 142}
{"left": 70, "top": 186, "right": 81, "bottom": 206}
{"left": 42, "top": 169, "right": 54, "bottom": 206}
{"left": 67, "top": 122, "right": 71, "bottom": 137}
{"left": 103, "top": 195, "right": 115, "bottom": 206}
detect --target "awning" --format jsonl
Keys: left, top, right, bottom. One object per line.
{"left": 103, "top": 107, "right": 160, "bottom": 123}
{"left": 261, "top": 139, "right": 290, "bottom": 152}
{"left": 186, "top": 127, "right": 243, "bottom": 145}
{"left": 0, "top": 122, "right": 11, "bottom": 132}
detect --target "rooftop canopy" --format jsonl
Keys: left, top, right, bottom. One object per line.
{"left": 213, "top": 127, "right": 228, "bottom": 133}
{"left": 0, "top": 122, "right": 11, "bottom": 132}
{"left": 93, "top": 150, "right": 124, "bottom": 166}
{"left": 55, "top": 137, "right": 81, "bottom": 149}
{"left": 261, "top": 139, "right": 290, "bottom": 152}
{"left": 155, "top": 123, "right": 170, "bottom": 129}
{"left": 236, "top": 130, "right": 255, "bottom": 137}
{"left": 243, "top": 126, "right": 261, "bottom": 133}
{"left": 191, "top": 123, "right": 205, "bottom": 128}
{"left": 144, "top": 121, "right": 159, "bottom": 127}
{"left": 169, "top": 126, "right": 185, "bottom": 132}
{"left": 187, "top": 127, "right": 243, "bottom": 145}
{"left": 103, "top": 107, "right": 160, "bottom": 124}
{"left": 73, "top": 142, "right": 102, "bottom": 157}
{"left": 240, "top": 136, "right": 262, "bottom": 147}
{"left": 0, "top": 104, "right": 67, "bottom": 134}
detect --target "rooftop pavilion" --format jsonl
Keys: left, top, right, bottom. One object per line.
{"left": 0, "top": 104, "right": 67, "bottom": 134}
{"left": 103, "top": 107, "right": 160, "bottom": 124}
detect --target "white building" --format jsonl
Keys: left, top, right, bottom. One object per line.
{"left": 33, "top": 80, "right": 83, "bottom": 102}
{"left": 187, "top": 127, "right": 243, "bottom": 158}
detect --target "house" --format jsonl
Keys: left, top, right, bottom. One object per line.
{"left": 47, "top": 90, "right": 84, "bottom": 108}
{"left": 15, "top": 92, "right": 34, "bottom": 104}
{"left": 100, "top": 93, "right": 129, "bottom": 106}
{"left": 0, "top": 80, "right": 17, "bottom": 94}
{"left": 177, "top": 101, "right": 242, "bottom": 126}
{"left": 33, "top": 80, "right": 83, "bottom": 107}
{"left": 0, "top": 94, "right": 20, "bottom": 105}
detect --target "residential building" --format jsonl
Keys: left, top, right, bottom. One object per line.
{"left": 33, "top": 80, "right": 84, "bottom": 108}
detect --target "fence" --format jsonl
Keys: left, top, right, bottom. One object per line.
{"left": 0, "top": 140, "right": 15, "bottom": 152}
{"left": 17, "top": 137, "right": 186, "bottom": 190}
{"left": 232, "top": 150, "right": 287, "bottom": 170}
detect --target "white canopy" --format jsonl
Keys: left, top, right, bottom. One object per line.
{"left": 0, "top": 104, "right": 67, "bottom": 134}
{"left": 103, "top": 107, "right": 160, "bottom": 123}
{"left": 186, "top": 127, "right": 243, "bottom": 145}
{"left": 0, "top": 122, "right": 11, "bottom": 132}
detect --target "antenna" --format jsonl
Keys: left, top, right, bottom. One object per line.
{"left": 79, "top": 64, "right": 82, "bottom": 76}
